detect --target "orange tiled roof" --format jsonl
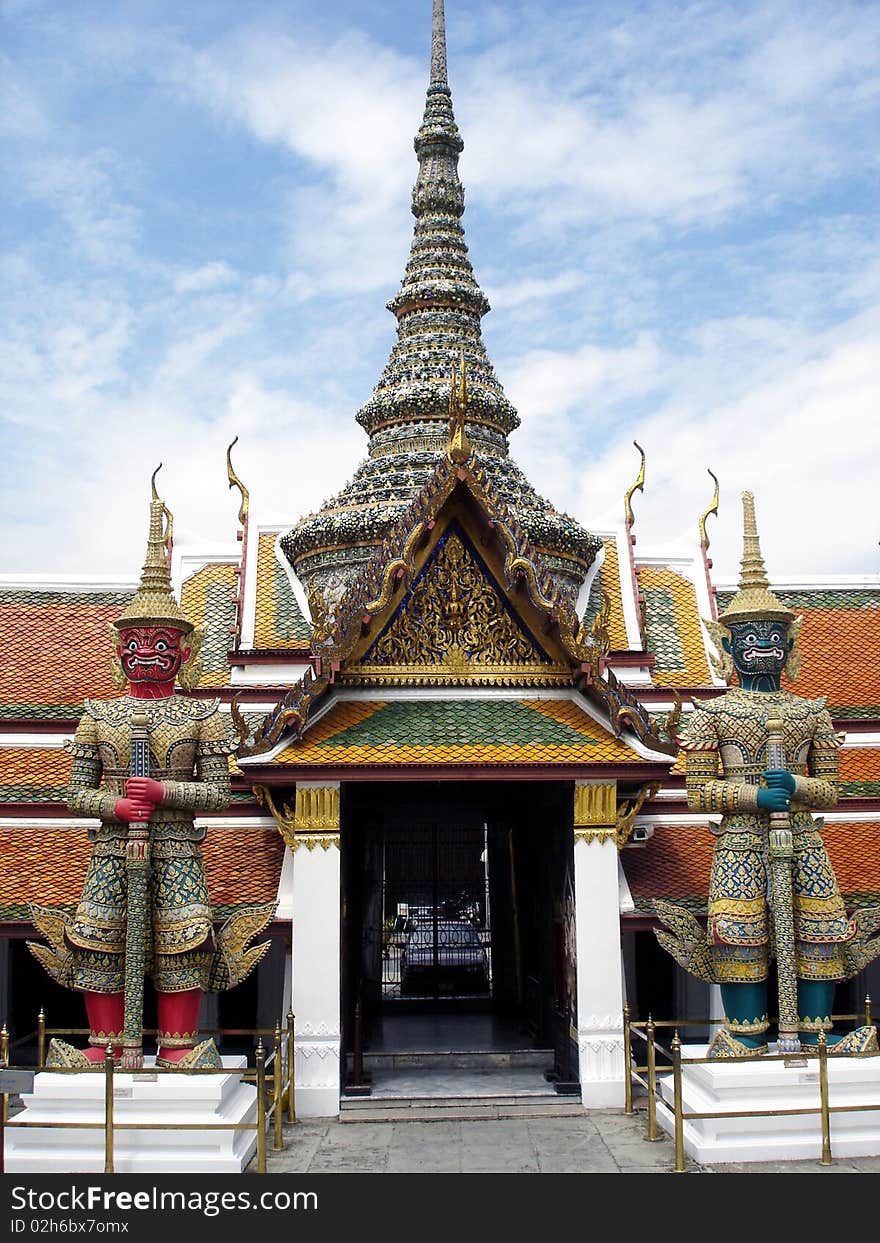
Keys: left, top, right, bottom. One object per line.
{"left": 270, "top": 696, "right": 655, "bottom": 768}
{"left": 0, "top": 595, "right": 127, "bottom": 719}
{"left": 0, "top": 747, "right": 71, "bottom": 802}
{"left": 623, "top": 819, "right": 880, "bottom": 909}
{"left": 638, "top": 566, "right": 712, "bottom": 687}
{"left": 0, "top": 825, "right": 284, "bottom": 920}
{"left": 785, "top": 607, "right": 880, "bottom": 716}
{"left": 180, "top": 562, "right": 239, "bottom": 687}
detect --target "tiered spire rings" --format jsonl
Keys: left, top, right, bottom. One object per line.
{"left": 281, "top": 0, "right": 600, "bottom": 605}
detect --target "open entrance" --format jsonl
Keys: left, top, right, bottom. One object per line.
{"left": 341, "top": 781, "right": 579, "bottom": 1102}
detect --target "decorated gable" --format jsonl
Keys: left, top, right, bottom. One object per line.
{"left": 347, "top": 520, "right": 568, "bottom": 685}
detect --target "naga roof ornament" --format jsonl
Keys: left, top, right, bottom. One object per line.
{"left": 115, "top": 466, "right": 194, "bottom": 635}
{"left": 718, "top": 491, "right": 796, "bottom": 627}
{"left": 281, "top": 0, "right": 600, "bottom": 607}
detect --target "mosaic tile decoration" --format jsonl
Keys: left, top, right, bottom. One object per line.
{"left": 272, "top": 696, "right": 647, "bottom": 767}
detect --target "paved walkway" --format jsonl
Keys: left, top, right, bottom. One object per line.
{"left": 258, "top": 1109, "right": 880, "bottom": 1174}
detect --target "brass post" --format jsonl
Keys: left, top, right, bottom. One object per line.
{"left": 623, "top": 1003, "right": 633, "bottom": 1115}
{"left": 104, "top": 1046, "right": 115, "bottom": 1176}
{"left": 818, "top": 1032, "right": 832, "bottom": 1167}
{"left": 672, "top": 1031, "right": 686, "bottom": 1173}
{"left": 273, "top": 1021, "right": 283, "bottom": 1151}
{"left": 255, "top": 1040, "right": 267, "bottom": 1174}
{"left": 865, "top": 994, "right": 873, "bottom": 1029}
{"left": 37, "top": 1009, "right": 46, "bottom": 1070}
{"left": 644, "top": 1015, "right": 661, "bottom": 1141}
{"left": 286, "top": 1011, "right": 296, "bottom": 1124}
{"left": 1, "top": 1024, "right": 8, "bottom": 1130}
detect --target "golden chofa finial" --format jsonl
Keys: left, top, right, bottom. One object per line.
{"left": 623, "top": 441, "right": 646, "bottom": 529}
{"left": 226, "top": 436, "right": 250, "bottom": 527}
{"left": 698, "top": 469, "right": 719, "bottom": 549}
{"left": 447, "top": 347, "right": 471, "bottom": 465}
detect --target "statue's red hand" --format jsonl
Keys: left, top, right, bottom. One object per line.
{"left": 126, "top": 776, "right": 165, "bottom": 804}
{"left": 115, "top": 796, "right": 154, "bottom": 822}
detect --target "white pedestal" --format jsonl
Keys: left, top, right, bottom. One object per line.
{"left": 657, "top": 1044, "right": 880, "bottom": 1163}
{"left": 6, "top": 1057, "right": 258, "bottom": 1174}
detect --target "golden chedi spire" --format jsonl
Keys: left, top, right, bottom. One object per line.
{"left": 116, "top": 465, "right": 194, "bottom": 634}
{"left": 718, "top": 491, "right": 795, "bottom": 627}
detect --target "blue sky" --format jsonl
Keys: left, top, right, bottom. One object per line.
{"left": 2, "top": 0, "right": 879, "bottom": 582}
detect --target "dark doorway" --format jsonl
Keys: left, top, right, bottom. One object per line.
{"left": 341, "top": 781, "right": 576, "bottom": 1081}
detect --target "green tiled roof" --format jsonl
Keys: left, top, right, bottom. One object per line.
{"left": 322, "top": 699, "right": 597, "bottom": 750}
{"left": 839, "top": 781, "right": 880, "bottom": 798}
{"left": 0, "top": 704, "right": 84, "bottom": 720}
{"left": 716, "top": 589, "right": 880, "bottom": 611}
{"left": 0, "top": 590, "right": 132, "bottom": 607}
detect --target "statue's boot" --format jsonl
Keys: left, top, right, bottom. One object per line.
{"left": 156, "top": 988, "right": 221, "bottom": 1069}
{"left": 708, "top": 982, "right": 769, "bottom": 1058}
{"left": 798, "top": 979, "right": 879, "bottom": 1055}
{"left": 45, "top": 991, "right": 124, "bottom": 1067}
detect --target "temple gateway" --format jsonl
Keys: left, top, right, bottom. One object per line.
{"left": 2, "top": 1, "right": 879, "bottom": 1119}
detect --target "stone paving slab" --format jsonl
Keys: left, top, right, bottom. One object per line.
{"left": 258, "top": 1108, "right": 880, "bottom": 1175}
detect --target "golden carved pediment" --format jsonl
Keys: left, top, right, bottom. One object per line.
{"left": 348, "top": 526, "right": 568, "bottom": 685}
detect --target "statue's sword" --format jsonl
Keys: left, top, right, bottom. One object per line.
{"left": 765, "top": 715, "right": 800, "bottom": 1055}
{"left": 121, "top": 705, "right": 151, "bottom": 1070}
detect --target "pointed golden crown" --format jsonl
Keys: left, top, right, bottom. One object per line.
{"left": 115, "top": 466, "right": 193, "bottom": 634}
{"left": 718, "top": 491, "right": 795, "bottom": 627}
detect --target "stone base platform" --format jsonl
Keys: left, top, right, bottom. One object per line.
{"left": 5, "top": 1056, "right": 258, "bottom": 1174}
{"left": 656, "top": 1043, "right": 880, "bottom": 1164}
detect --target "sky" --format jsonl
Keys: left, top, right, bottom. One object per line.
{"left": 2, "top": 0, "right": 879, "bottom": 585}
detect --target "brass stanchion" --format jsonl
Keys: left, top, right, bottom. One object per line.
{"left": 104, "top": 1046, "right": 115, "bottom": 1175}
{"left": 865, "top": 994, "right": 873, "bottom": 1029}
{"left": 255, "top": 1040, "right": 267, "bottom": 1174}
{"left": 818, "top": 1031, "right": 832, "bottom": 1167}
{"left": 286, "top": 1011, "right": 296, "bottom": 1124}
{"left": 644, "top": 1016, "right": 661, "bottom": 1141}
{"left": 1, "top": 1023, "right": 8, "bottom": 1129}
{"left": 671, "top": 1031, "right": 686, "bottom": 1173}
{"left": 623, "top": 1003, "right": 633, "bottom": 1115}
{"left": 273, "top": 1022, "right": 283, "bottom": 1151}
{"left": 37, "top": 1009, "right": 46, "bottom": 1070}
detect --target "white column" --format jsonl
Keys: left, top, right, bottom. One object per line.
{"left": 288, "top": 783, "right": 341, "bottom": 1118}
{"left": 573, "top": 781, "right": 625, "bottom": 1108}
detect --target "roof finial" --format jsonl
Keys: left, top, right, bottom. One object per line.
{"left": 623, "top": 441, "right": 646, "bottom": 529}
{"left": 698, "top": 469, "right": 719, "bottom": 550}
{"left": 226, "top": 436, "right": 250, "bottom": 527}
{"left": 431, "top": 0, "right": 448, "bottom": 86}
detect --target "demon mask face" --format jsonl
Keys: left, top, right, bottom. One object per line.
{"left": 116, "top": 626, "right": 191, "bottom": 688}
{"left": 725, "top": 619, "right": 793, "bottom": 679}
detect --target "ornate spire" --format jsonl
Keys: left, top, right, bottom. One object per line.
{"left": 116, "top": 466, "right": 193, "bottom": 634}
{"left": 356, "top": 0, "right": 513, "bottom": 442}
{"left": 281, "top": 2, "right": 601, "bottom": 607}
{"left": 430, "top": 0, "right": 448, "bottom": 85}
{"left": 718, "top": 492, "right": 794, "bottom": 626}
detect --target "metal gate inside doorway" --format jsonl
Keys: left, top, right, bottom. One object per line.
{"left": 381, "top": 822, "right": 492, "bottom": 1002}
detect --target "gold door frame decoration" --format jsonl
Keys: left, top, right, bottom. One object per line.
{"left": 255, "top": 783, "right": 340, "bottom": 852}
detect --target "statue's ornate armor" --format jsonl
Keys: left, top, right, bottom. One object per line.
{"left": 681, "top": 687, "right": 852, "bottom": 984}
{"left": 62, "top": 695, "right": 233, "bottom": 994}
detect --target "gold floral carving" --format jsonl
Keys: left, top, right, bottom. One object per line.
{"left": 360, "top": 531, "right": 562, "bottom": 682}
{"left": 254, "top": 783, "right": 340, "bottom": 852}
{"left": 574, "top": 782, "right": 616, "bottom": 829}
